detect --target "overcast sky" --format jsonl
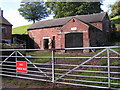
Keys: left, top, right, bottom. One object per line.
{"left": 0, "top": 0, "right": 118, "bottom": 28}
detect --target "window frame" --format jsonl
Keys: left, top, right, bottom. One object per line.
{"left": 2, "top": 27, "right": 7, "bottom": 34}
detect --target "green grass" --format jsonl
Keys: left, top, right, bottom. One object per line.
{"left": 35, "top": 81, "right": 47, "bottom": 86}
{"left": 4, "top": 79, "right": 31, "bottom": 88}
{"left": 27, "top": 52, "right": 52, "bottom": 57}
{"left": 110, "top": 15, "right": 120, "bottom": 31}
{"left": 110, "top": 15, "right": 120, "bottom": 24}
{"left": 27, "top": 52, "right": 73, "bottom": 57}
{"left": 30, "top": 58, "right": 51, "bottom": 63}
{"left": 12, "top": 24, "right": 32, "bottom": 34}
{"left": 26, "top": 52, "right": 52, "bottom": 63}
{"left": 111, "top": 41, "right": 120, "bottom": 46}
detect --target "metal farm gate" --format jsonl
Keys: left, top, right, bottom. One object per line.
{"left": 0, "top": 46, "right": 120, "bottom": 89}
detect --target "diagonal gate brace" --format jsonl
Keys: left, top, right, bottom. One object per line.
{"left": 17, "top": 51, "right": 51, "bottom": 78}
{"left": 0, "top": 51, "right": 16, "bottom": 65}
{"left": 56, "top": 49, "right": 107, "bottom": 81}
{"left": 109, "top": 49, "right": 120, "bottom": 56}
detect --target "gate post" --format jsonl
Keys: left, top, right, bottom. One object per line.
{"left": 107, "top": 48, "right": 111, "bottom": 89}
{"left": 52, "top": 50, "right": 55, "bottom": 83}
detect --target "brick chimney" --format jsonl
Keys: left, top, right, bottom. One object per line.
{"left": 0, "top": 9, "right": 3, "bottom": 17}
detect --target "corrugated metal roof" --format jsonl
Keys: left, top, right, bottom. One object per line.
{"left": 28, "top": 12, "right": 107, "bottom": 30}
{"left": 0, "top": 16, "right": 12, "bottom": 26}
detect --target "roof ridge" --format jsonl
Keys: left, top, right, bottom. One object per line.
{"left": 37, "top": 12, "right": 106, "bottom": 22}
{"left": 101, "top": 12, "right": 107, "bottom": 21}
{"left": 0, "top": 16, "right": 12, "bottom": 26}
{"left": 39, "top": 15, "right": 73, "bottom": 22}
{"left": 28, "top": 12, "right": 107, "bottom": 30}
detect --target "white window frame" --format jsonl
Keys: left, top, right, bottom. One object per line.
{"left": 43, "top": 37, "right": 50, "bottom": 39}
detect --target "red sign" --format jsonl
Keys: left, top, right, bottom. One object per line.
{"left": 16, "top": 61, "right": 27, "bottom": 73}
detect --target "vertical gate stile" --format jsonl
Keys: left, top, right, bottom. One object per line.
{"left": 52, "top": 50, "right": 55, "bottom": 83}
{"left": 107, "top": 48, "right": 111, "bottom": 89}
{"left": 15, "top": 51, "right": 17, "bottom": 76}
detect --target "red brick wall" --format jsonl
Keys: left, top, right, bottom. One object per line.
{"left": 29, "top": 27, "right": 59, "bottom": 49}
{"left": 61, "top": 18, "right": 89, "bottom": 32}
{"left": 29, "top": 18, "right": 90, "bottom": 49}
{"left": 61, "top": 18, "right": 89, "bottom": 48}
{"left": 90, "top": 22, "right": 102, "bottom": 30}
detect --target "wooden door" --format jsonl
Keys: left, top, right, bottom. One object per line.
{"left": 65, "top": 33, "right": 83, "bottom": 48}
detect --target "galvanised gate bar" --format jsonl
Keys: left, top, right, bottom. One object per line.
{"left": 0, "top": 46, "right": 120, "bottom": 89}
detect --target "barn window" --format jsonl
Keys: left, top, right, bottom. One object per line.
{"left": 71, "top": 27, "right": 77, "bottom": 30}
{"left": 2, "top": 27, "right": 7, "bottom": 34}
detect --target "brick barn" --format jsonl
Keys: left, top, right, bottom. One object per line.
{"left": 28, "top": 12, "right": 111, "bottom": 51}
{"left": 0, "top": 9, "right": 12, "bottom": 44}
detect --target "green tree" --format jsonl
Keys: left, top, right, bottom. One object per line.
{"left": 45, "top": 2, "right": 103, "bottom": 18}
{"left": 109, "top": 1, "right": 120, "bottom": 18}
{"left": 18, "top": 2, "right": 48, "bottom": 23}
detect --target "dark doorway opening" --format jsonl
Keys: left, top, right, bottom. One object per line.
{"left": 52, "top": 36, "right": 55, "bottom": 49}
{"left": 65, "top": 33, "right": 83, "bottom": 48}
{"left": 44, "top": 39, "right": 49, "bottom": 49}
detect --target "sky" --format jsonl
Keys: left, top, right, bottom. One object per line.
{"left": 0, "top": 0, "right": 118, "bottom": 28}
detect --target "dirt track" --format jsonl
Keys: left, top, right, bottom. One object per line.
{"left": 1, "top": 77, "right": 105, "bottom": 90}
